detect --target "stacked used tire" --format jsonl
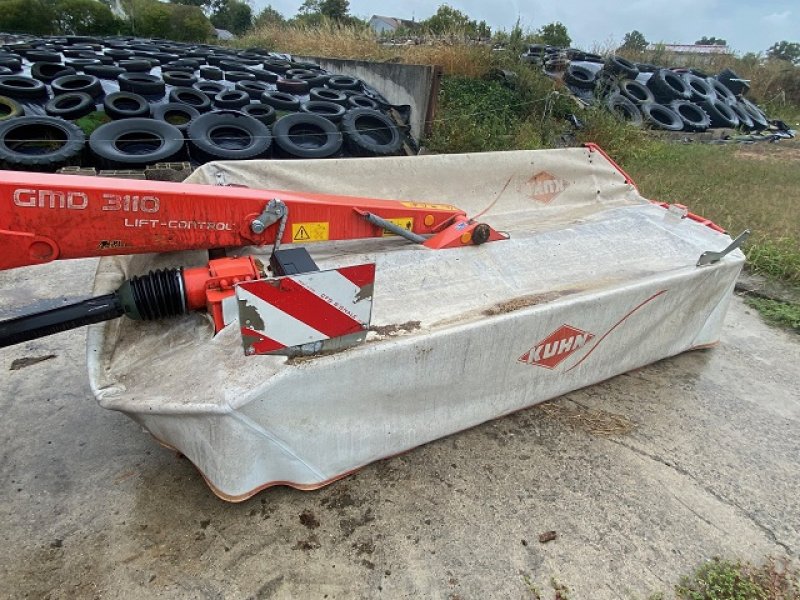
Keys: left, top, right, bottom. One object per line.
{"left": 557, "top": 53, "right": 771, "bottom": 133}
{"left": 0, "top": 35, "right": 408, "bottom": 172}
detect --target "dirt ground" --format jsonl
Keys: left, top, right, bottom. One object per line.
{"left": 0, "top": 259, "right": 798, "bottom": 599}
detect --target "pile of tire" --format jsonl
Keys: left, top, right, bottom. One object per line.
{"left": 557, "top": 53, "right": 771, "bottom": 133}
{"left": 0, "top": 35, "right": 408, "bottom": 172}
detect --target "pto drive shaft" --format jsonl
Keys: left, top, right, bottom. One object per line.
{"left": 0, "top": 269, "right": 186, "bottom": 349}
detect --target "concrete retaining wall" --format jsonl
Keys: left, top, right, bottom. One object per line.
{"left": 295, "top": 56, "right": 439, "bottom": 141}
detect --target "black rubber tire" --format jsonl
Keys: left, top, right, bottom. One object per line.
{"left": 0, "top": 58, "right": 22, "bottom": 73}
{"left": 225, "top": 70, "right": 257, "bottom": 82}
{"left": 25, "top": 50, "right": 62, "bottom": 63}
{"left": 730, "top": 103, "right": 754, "bottom": 131}
{"left": 272, "top": 112, "right": 342, "bottom": 159}
{"left": 118, "top": 59, "right": 153, "bottom": 72}
{"left": 300, "top": 100, "right": 346, "bottom": 123}
{"left": 0, "top": 116, "right": 85, "bottom": 170}
{"left": 261, "top": 91, "right": 300, "bottom": 111}
{"left": 45, "top": 92, "right": 95, "bottom": 120}
{"left": 564, "top": 64, "right": 596, "bottom": 90}
{"left": 171, "top": 58, "right": 200, "bottom": 69}
{"left": 286, "top": 68, "right": 314, "bottom": 78}
{"left": 187, "top": 110, "right": 272, "bottom": 163}
{"left": 104, "top": 48, "right": 133, "bottom": 60}
{"left": 698, "top": 99, "right": 739, "bottom": 128}
{"left": 0, "top": 75, "right": 49, "bottom": 100}
{"left": 669, "top": 100, "right": 710, "bottom": 132}
{"left": 162, "top": 63, "right": 195, "bottom": 73}
{"left": 31, "top": 62, "right": 76, "bottom": 83}
{"left": 0, "top": 67, "right": 11, "bottom": 76}
{"left": 241, "top": 103, "right": 276, "bottom": 125}
{"left": 213, "top": 89, "right": 250, "bottom": 109}
{"left": 635, "top": 63, "right": 660, "bottom": 73}
{"left": 169, "top": 87, "right": 212, "bottom": 112}
{"left": 118, "top": 73, "right": 165, "bottom": 97}
{"left": 347, "top": 94, "right": 379, "bottom": 110}
{"left": 309, "top": 87, "right": 347, "bottom": 106}
{"left": 618, "top": 79, "right": 654, "bottom": 105}
{"left": 162, "top": 71, "right": 198, "bottom": 86}
{"left": 64, "top": 58, "right": 101, "bottom": 71}
{"left": 717, "top": 68, "right": 749, "bottom": 96}
{"left": 0, "top": 95, "right": 24, "bottom": 121}
{"left": 276, "top": 77, "right": 309, "bottom": 94}
{"left": 290, "top": 72, "right": 328, "bottom": 87}
{"left": 51, "top": 74, "right": 103, "bottom": 98}
{"left": 640, "top": 103, "right": 684, "bottom": 131}
{"left": 604, "top": 55, "right": 639, "bottom": 79}
{"left": 83, "top": 64, "right": 125, "bottom": 80}
{"left": 219, "top": 60, "right": 247, "bottom": 72}
{"left": 326, "top": 75, "right": 360, "bottom": 91}
{"left": 263, "top": 59, "right": 290, "bottom": 73}
{"left": 340, "top": 108, "right": 402, "bottom": 157}
{"left": 199, "top": 66, "right": 223, "bottom": 80}
{"left": 151, "top": 102, "right": 200, "bottom": 133}
{"left": 705, "top": 78, "right": 737, "bottom": 106}
{"left": 738, "top": 97, "right": 768, "bottom": 131}
{"left": 646, "top": 69, "right": 692, "bottom": 102}
{"left": 682, "top": 74, "right": 717, "bottom": 103}
{"left": 605, "top": 93, "right": 643, "bottom": 127}
{"left": 193, "top": 81, "right": 226, "bottom": 100}
{"left": 252, "top": 69, "right": 279, "bottom": 83}
{"left": 103, "top": 91, "right": 150, "bottom": 120}
{"left": 89, "top": 118, "right": 185, "bottom": 168}
{"left": 235, "top": 80, "right": 270, "bottom": 100}
{"left": 594, "top": 72, "right": 619, "bottom": 98}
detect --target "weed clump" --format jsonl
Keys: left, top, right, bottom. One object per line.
{"left": 675, "top": 556, "right": 800, "bottom": 600}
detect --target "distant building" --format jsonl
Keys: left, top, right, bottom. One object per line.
{"left": 647, "top": 43, "right": 731, "bottom": 65}
{"left": 214, "top": 29, "right": 235, "bottom": 41}
{"left": 369, "top": 15, "right": 418, "bottom": 35}
{"left": 650, "top": 44, "right": 732, "bottom": 55}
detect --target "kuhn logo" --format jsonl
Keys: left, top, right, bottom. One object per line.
{"left": 518, "top": 324, "right": 594, "bottom": 369}
{"left": 528, "top": 171, "right": 569, "bottom": 204}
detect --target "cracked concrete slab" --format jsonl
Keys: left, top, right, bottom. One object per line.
{"left": 0, "top": 259, "right": 798, "bottom": 599}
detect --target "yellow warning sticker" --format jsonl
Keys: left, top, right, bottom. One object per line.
{"left": 291, "top": 222, "right": 329, "bottom": 243}
{"left": 382, "top": 217, "right": 414, "bottom": 236}
{"left": 401, "top": 201, "right": 458, "bottom": 211}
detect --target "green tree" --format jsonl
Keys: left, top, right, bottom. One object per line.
{"left": 318, "top": 0, "right": 348, "bottom": 20}
{"left": 127, "top": 0, "right": 211, "bottom": 40}
{"left": 254, "top": 4, "right": 284, "bottom": 27}
{"left": 211, "top": 0, "right": 253, "bottom": 34}
{"left": 55, "top": 0, "right": 118, "bottom": 35}
{"left": 169, "top": 0, "right": 209, "bottom": 8}
{"left": 620, "top": 29, "right": 647, "bottom": 52}
{"left": 695, "top": 36, "right": 726, "bottom": 46}
{"left": 767, "top": 40, "right": 800, "bottom": 64}
{"left": 538, "top": 21, "right": 570, "bottom": 47}
{"left": 0, "top": 0, "right": 55, "bottom": 33}
{"left": 421, "top": 4, "right": 481, "bottom": 35}
{"left": 169, "top": 3, "right": 213, "bottom": 40}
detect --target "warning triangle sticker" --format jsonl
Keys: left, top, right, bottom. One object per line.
{"left": 293, "top": 226, "right": 310, "bottom": 241}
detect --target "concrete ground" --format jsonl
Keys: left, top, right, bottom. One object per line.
{"left": 0, "top": 259, "right": 798, "bottom": 600}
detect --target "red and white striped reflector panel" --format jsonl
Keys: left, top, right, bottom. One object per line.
{"left": 236, "top": 263, "right": 375, "bottom": 356}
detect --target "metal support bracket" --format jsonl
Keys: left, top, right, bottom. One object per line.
{"left": 697, "top": 229, "right": 750, "bottom": 267}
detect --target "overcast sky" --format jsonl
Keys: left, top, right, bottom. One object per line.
{"left": 254, "top": 0, "right": 797, "bottom": 55}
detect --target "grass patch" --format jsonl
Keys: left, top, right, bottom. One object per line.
{"left": 622, "top": 141, "right": 800, "bottom": 286}
{"left": 674, "top": 556, "right": 800, "bottom": 600}
{"left": 75, "top": 111, "right": 111, "bottom": 137}
{"left": 236, "top": 21, "right": 492, "bottom": 78}
{"left": 745, "top": 297, "right": 800, "bottom": 332}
